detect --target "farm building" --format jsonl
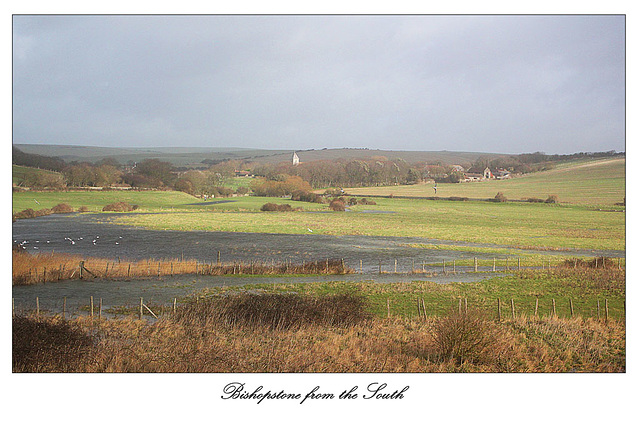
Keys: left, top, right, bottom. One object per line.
{"left": 292, "top": 152, "right": 300, "bottom": 166}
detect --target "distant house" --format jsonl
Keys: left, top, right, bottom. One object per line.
{"left": 235, "top": 170, "right": 252, "bottom": 177}
{"left": 494, "top": 168, "right": 511, "bottom": 179}
{"left": 483, "top": 167, "right": 494, "bottom": 179}
{"left": 464, "top": 173, "right": 484, "bottom": 182}
{"left": 292, "top": 152, "right": 300, "bottom": 166}
{"left": 451, "top": 165, "right": 465, "bottom": 172}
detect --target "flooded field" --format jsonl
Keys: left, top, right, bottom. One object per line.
{"left": 13, "top": 213, "right": 624, "bottom": 316}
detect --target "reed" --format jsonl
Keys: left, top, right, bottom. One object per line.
{"left": 12, "top": 250, "right": 353, "bottom": 285}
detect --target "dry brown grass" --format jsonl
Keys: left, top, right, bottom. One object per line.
{"left": 12, "top": 250, "right": 353, "bottom": 285}
{"left": 13, "top": 302, "right": 625, "bottom": 373}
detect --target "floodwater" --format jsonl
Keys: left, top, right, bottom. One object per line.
{"left": 12, "top": 212, "right": 624, "bottom": 315}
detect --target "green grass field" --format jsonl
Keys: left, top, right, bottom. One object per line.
{"left": 194, "top": 268, "right": 626, "bottom": 321}
{"left": 106, "top": 196, "right": 625, "bottom": 250}
{"left": 13, "top": 189, "right": 625, "bottom": 250}
{"left": 343, "top": 158, "right": 625, "bottom": 206}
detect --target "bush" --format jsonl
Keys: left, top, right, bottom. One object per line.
{"left": 493, "top": 192, "right": 507, "bottom": 202}
{"left": 102, "top": 202, "right": 138, "bottom": 212}
{"left": 329, "top": 199, "right": 346, "bottom": 211}
{"left": 291, "top": 190, "right": 324, "bottom": 203}
{"left": 77, "top": 206, "right": 89, "bottom": 212}
{"left": 545, "top": 195, "right": 559, "bottom": 204}
{"left": 51, "top": 203, "right": 74, "bottom": 213}
{"left": 235, "top": 186, "right": 250, "bottom": 196}
{"left": 359, "top": 198, "right": 376, "bottom": 205}
{"left": 431, "top": 308, "right": 500, "bottom": 365}
{"left": 13, "top": 209, "right": 37, "bottom": 219}
{"left": 260, "top": 203, "right": 294, "bottom": 212}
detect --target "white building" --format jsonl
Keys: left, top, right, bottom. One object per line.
{"left": 292, "top": 152, "right": 300, "bottom": 166}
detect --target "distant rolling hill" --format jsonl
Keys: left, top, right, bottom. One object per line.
{"left": 14, "top": 144, "right": 502, "bottom": 167}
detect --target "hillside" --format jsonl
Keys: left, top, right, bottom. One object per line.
{"left": 14, "top": 144, "right": 502, "bottom": 168}
{"left": 343, "top": 158, "right": 625, "bottom": 206}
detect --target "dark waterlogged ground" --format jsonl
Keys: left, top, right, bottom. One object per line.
{"left": 12, "top": 213, "right": 624, "bottom": 316}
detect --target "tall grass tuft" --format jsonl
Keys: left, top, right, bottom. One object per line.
{"left": 12, "top": 316, "right": 94, "bottom": 372}
{"left": 173, "top": 293, "right": 371, "bottom": 330}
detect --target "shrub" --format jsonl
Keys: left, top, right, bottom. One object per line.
{"left": 35, "top": 208, "right": 53, "bottom": 217}
{"left": 51, "top": 203, "right": 74, "bottom": 213}
{"left": 493, "top": 192, "right": 507, "bottom": 202}
{"left": 260, "top": 203, "right": 294, "bottom": 212}
{"left": 13, "top": 209, "right": 37, "bottom": 219}
{"left": 359, "top": 198, "right": 376, "bottom": 205}
{"left": 545, "top": 195, "right": 559, "bottom": 204}
{"left": 77, "top": 206, "right": 89, "bottom": 212}
{"left": 431, "top": 308, "right": 500, "bottom": 365}
{"left": 102, "top": 202, "right": 137, "bottom": 212}
{"left": 329, "top": 199, "right": 346, "bottom": 211}
{"left": 291, "top": 190, "right": 324, "bottom": 203}
{"left": 235, "top": 186, "right": 250, "bottom": 196}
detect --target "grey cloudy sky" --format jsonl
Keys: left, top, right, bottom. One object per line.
{"left": 12, "top": 15, "right": 625, "bottom": 154}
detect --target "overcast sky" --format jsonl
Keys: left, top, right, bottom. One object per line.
{"left": 12, "top": 15, "right": 625, "bottom": 154}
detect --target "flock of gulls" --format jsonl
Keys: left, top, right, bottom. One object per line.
{"left": 15, "top": 235, "right": 124, "bottom": 251}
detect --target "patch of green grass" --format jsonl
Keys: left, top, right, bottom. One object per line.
{"left": 108, "top": 196, "right": 625, "bottom": 250}
{"left": 195, "top": 269, "right": 625, "bottom": 321}
{"left": 343, "top": 158, "right": 626, "bottom": 206}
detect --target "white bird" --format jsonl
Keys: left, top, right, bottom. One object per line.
{"left": 71, "top": 241, "right": 75, "bottom": 245}
{"left": 46, "top": 241, "right": 50, "bottom": 243}
{"left": 115, "top": 242, "right": 119, "bottom": 245}
{"left": 34, "top": 199, "right": 40, "bottom": 205}
{"left": 33, "top": 247, "right": 38, "bottom": 250}
{"left": 307, "top": 228, "right": 313, "bottom": 232}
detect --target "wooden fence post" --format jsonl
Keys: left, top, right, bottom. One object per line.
{"left": 12, "top": 298, "right": 15, "bottom": 317}
{"left": 605, "top": 299, "right": 609, "bottom": 322}
{"left": 458, "top": 298, "right": 462, "bottom": 314}
{"left": 387, "top": 298, "right": 390, "bottom": 319}
{"left": 453, "top": 259, "right": 456, "bottom": 274}
{"left": 534, "top": 298, "right": 539, "bottom": 317}
{"left": 552, "top": 298, "right": 556, "bottom": 317}
{"left": 173, "top": 297, "right": 177, "bottom": 315}
{"left": 569, "top": 298, "right": 574, "bottom": 317}
{"left": 90, "top": 296, "right": 94, "bottom": 318}
{"left": 511, "top": 299, "right": 515, "bottom": 320}
{"left": 379, "top": 260, "right": 382, "bottom": 275}
{"left": 474, "top": 257, "right": 478, "bottom": 272}
{"left": 518, "top": 257, "right": 521, "bottom": 270}
{"left": 422, "top": 298, "right": 427, "bottom": 319}
{"left": 79, "top": 261, "right": 84, "bottom": 279}
{"left": 99, "top": 298, "right": 102, "bottom": 320}
{"left": 493, "top": 258, "right": 496, "bottom": 272}
{"left": 360, "top": 259, "right": 363, "bottom": 274}
{"left": 217, "top": 251, "right": 221, "bottom": 265}
{"left": 464, "top": 298, "right": 468, "bottom": 313}
{"left": 442, "top": 260, "right": 446, "bottom": 274}
{"left": 139, "top": 297, "right": 143, "bottom": 320}
{"left": 36, "top": 297, "right": 40, "bottom": 317}
{"left": 597, "top": 300, "right": 600, "bottom": 320}
{"left": 43, "top": 267, "right": 46, "bottom": 284}
{"left": 497, "top": 298, "right": 501, "bottom": 322}
{"left": 62, "top": 297, "right": 66, "bottom": 319}
{"left": 394, "top": 259, "right": 397, "bottom": 273}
